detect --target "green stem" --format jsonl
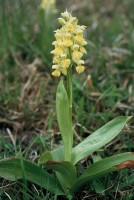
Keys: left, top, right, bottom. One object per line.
{"left": 67, "top": 67, "right": 72, "bottom": 117}
{"left": 67, "top": 66, "right": 73, "bottom": 147}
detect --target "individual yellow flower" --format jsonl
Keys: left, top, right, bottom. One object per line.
{"left": 61, "top": 69, "right": 67, "bottom": 75}
{"left": 63, "top": 38, "right": 73, "bottom": 47}
{"left": 53, "top": 56, "right": 59, "bottom": 64}
{"left": 61, "top": 59, "right": 71, "bottom": 68}
{"left": 54, "top": 32, "right": 62, "bottom": 40}
{"left": 80, "top": 46, "right": 87, "bottom": 54}
{"left": 81, "top": 40, "right": 87, "bottom": 46}
{"left": 51, "top": 47, "right": 63, "bottom": 56}
{"left": 66, "top": 23, "right": 74, "bottom": 32}
{"left": 72, "top": 51, "right": 82, "bottom": 61}
{"left": 62, "top": 34, "right": 73, "bottom": 47}
{"left": 52, "top": 40, "right": 62, "bottom": 46}
{"left": 76, "top": 65, "right": 85, "bottom": 73}
{"left": 75, "top": 33, "right": 84, "bottom": 43}
{"left": 52, "top": 69, "right": 61, "bottom": 77}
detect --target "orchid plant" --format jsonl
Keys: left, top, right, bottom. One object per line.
{"left": 0, "top": 11, "right": 134, "bottom": 198}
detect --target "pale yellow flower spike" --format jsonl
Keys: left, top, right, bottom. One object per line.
{"left": 51, "top": 11, "right": 87, "bottom": 77}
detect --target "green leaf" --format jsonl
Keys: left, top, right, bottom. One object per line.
{"left": 51, "top": 145, "right": 65, "bottom": 162}
{"left": 38, "top": 148, "right": 76, "bottom": 193}
{"left": 0, "top": 158, "right": 64, "bottom": 195}
{"left": 38, "top": 151, "right": 53, "bottom": 164}
{"left": 56, "top": 79, "right": 73, "bottom": 161}
{"left": 45, "top": 161, "right": 77, "bottom": 193}
{"left": 38, "top": 146, "right": 64, "bottom": 165}
{"left": 69, "top": 152, "right": 134, "bottom": 194}
{"left": 72, "top": 116, "right": 132, "bottom": 164}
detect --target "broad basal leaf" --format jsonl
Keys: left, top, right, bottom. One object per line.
{"left": 72, "top": 116, "right": 132, "bottom": 164}
{"left": 69, "top": 152, "right": 134, "bottom": 194}
{"left": 38, "top": 148, "right": 75, "bottom": 193}
{"left": 0, "top": 158, "right": 64, "bottom": 195}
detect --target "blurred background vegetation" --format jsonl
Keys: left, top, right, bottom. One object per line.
{"left": 0, "top": 0, "right": 134, "bottom": 199}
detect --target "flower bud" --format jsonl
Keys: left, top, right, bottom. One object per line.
{"left": 61, "top": 11, "right": 70, "bottom": 20}
{"left": 58, "top": 18, "right": 66, "bottom": 25}
{"left": 70, "top": 17, "right": 78, "bottom": 24}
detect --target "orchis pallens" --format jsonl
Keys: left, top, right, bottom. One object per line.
{"left": 51, "top": 11, "right": 87, "bottom": 77}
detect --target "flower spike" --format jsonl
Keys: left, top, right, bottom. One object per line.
{"left": 51, "top": 11, "right": 87, "bottom": 77}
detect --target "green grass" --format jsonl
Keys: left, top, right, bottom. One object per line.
{"left": 0, "top": 0, "right": 134, "bottom": 199}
